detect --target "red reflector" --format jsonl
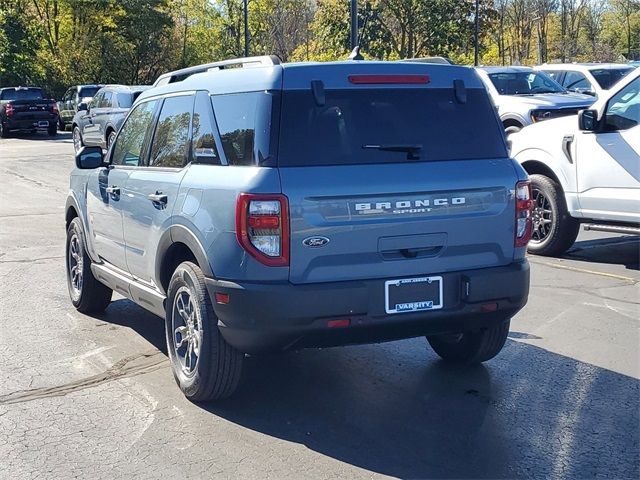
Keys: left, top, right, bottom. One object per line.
{"left": 248, "top": 215, "right": 280, "bottom": 229}
{"left": 481, "top": 303, "right": 498, "bottom": 313}
{"left": 215, "top": 293, "right": 230, "bottom": 304}
{"left": 327, "top": 318, "right": 351, "bottom": 328}
{"left": 348, "top": 74, "right": 430, "bottom": 85}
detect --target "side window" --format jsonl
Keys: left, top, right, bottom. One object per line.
{"left": 117, "top": 93, "right": 133, "bottom": 108}
{"left": 101, "top": 92, "right": 113, "bottom": 108}
{"left": 91, "top": 92, "right": 103, "bottom": 108}
{"left": 563, "top": 71, "right": 590, "bottom": 91}
{"left": 64, "top": 89, "right": 73, "bottom": 102}
{"left": 111, "top": 100, "right": 158, "bottom": 166}
{"left": 543, "top": 70, "right": 562, "bottom": 82}
{"left": 148, "top": 95, "right": 193, "bottom": 168}
{"left": 192, "top": 94, "right": 221, "bottom": 164}
{"left": 604, "top": 77, "right": 640, "bottom": 131}
{"left": 211, "top": 93, "right": 258, "bottom": 166}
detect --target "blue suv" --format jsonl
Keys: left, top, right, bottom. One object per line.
{"left": 66, "top": 56, "right": 532, "bottom": 401}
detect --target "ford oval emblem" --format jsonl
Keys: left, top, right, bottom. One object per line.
{"left": 303, "top": 236, "right": 330, "bottom": 248}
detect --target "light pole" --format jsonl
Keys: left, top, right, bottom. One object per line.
{"left": 474, "top": 0, "right": 480, "bottom": 66}
{"left": 350, "top": 0, "right": 358, "bottom": 50}
{"left": 244, "top": 0, "right": 249, "bottom": 57}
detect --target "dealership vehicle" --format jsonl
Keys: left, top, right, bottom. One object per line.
{"left": 510, "top": 68, "right": 640, "bottom": 256}
{"left": 0, "top": 87, "right": 59, "bottom": 138}
{"left": 57, "top": 84, "right": 103, "bottom": 131}
{"left": 476, "top": 66, "right": 595, "bottom": 134}
{"left": 536, "top": 63, "right": 634, "bottom": 98}
{"left": 71, "top": 85, "right": 150, "bottom": 152}
{"left": 66, "top": 57, "right": 532, "bottom": 400}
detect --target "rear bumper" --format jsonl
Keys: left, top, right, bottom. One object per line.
{"left": 206, "top": 261, "right": 530, "bottom": 353}
{"left": 3, "top": 114, "right": 57, "bottom": 131}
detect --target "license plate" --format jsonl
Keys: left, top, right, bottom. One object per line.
{"left": 385, "top": 276, "right": 443, "bottom": 314}
{"left": 37, "top": 121, "right": 49, "bottom": 128}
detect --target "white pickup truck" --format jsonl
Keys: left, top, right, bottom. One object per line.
{"left": 510, "top": 68, "right": 639, "bottom": 256}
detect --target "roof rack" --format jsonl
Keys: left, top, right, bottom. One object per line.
{"left": 153, "top": 55, "right": 282, "bottom": 87}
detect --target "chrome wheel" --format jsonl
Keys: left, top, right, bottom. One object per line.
{"left": 172, "top": 287, "right": 202, "bottom": 376}
{"left": 67, "top": 232, "right": 83, "bottom": 299}
{"left": 72, "top": 127, "right": 82, "bottom": 153}
{"left": 531, "top": 187, "right": 554, "bottom": 243}
{"left": 107, "top": 131, "right": 116, "bottom": 149}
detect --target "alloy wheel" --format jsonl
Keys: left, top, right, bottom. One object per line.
{"left": 73, "top": 128, "right": 82, "bottom": 153}
{"left": 67, "top": 233, "right": 83, "bottom": 299}
{"left": 531, "top": 188, "right": 554, "bottom": 243}
{"left": 171, "top": 287, "right": 202, "bottom": 376}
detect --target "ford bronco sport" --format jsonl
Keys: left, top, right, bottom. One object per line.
{"left": 65, "top": 56, "right": 532, "bottom": 401}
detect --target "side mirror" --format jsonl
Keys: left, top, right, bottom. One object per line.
{"left": 75, "top": 146, "right": 105, "bottom": 169}
{"left": 78, "top": 102, "right": 88, "bottom": 112}
{"left": 574, "top": 87, "right": 596, "bottom": 97}
{"left": 578, "top": 109, "right": 598, "bottom": 131}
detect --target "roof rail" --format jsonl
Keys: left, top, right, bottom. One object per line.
{"left": 153, "top": 55, "right": 282, "bottom": 87}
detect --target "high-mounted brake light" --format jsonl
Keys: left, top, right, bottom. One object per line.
{"left": 348, "top": 74, "right": 430, "bottom": 85}
{"left": 515, "top": 181, "right": 533, "bottom": 247}
{"left": 5, "top": 104, "right": 13, "bottom": 117}
{"left": 236, "top": 193, "right": 289, "bottom": 267}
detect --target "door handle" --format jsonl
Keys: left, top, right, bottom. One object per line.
{"left": 105, "top": 186, "right": 120, "bottom": 195}
{"left": 148, "top": 192, "right": 168, "bottom": 204}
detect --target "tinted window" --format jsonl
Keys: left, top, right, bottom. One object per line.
{"left": 79, "top": 86, "right": 100, "bottom": 98}
{"left": 563, "top": 71, "right": 590, "bottom": 91}
{"left": 605, "top": 77, "right": 639, "bottom": 131}
{"left": 590, "top": 68, "right": 633, "bottom": 90}
{"left": 211, "top": 92, "right": 273, "bottom": 166}
{"left": 149, "top": 95, "right": 193, "bottom": 168}
{"left": 0, "top": 88, "right": 43, "bottom": 101}
{"left": 117, "top": 92, "right": 134, "bottom": 108}
{"left": 111, "top": 100, "right": 158, "bottom": 166}
{"left": 542, "top": 70, "right": 564, "bottom": 82}
{"left": 278, "top": 88, "right": 507, "bottom": 166}
{"left": 488, "top": 71, "right": 564, "bottom": 95}
{"left": 63, "top": 89, "right": 74, "bottom": 101}
{"left": 192, "top": 96, "right": 220, "bottom": 164}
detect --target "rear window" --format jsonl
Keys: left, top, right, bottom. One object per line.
{"left": 590, "top": 68, "right": 633, "bottom": 90}
{"left": 277, "top": 88, "right": 507, "bottom": 166}
{"left": 79, "top": 87, "right": 100, "bottom": 98}
{"left": 1, "top": 88, "right": 43, "bottom": 101}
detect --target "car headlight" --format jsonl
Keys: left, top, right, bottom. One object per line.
{"left": 530, "top": 109, "right": 553, "bottom": 123}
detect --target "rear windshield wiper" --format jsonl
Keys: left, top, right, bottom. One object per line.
{"left": 362, "top": 144, "right": 422, "bottom": 160}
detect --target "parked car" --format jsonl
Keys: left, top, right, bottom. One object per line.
{"left": 0, "top": 87, "right": 59, "bottom": 138}
{"left": 66, "top": 56, "right": 532, "bottom": 401}
{"left": 536, "top": 63, "right": 634, "bottom": 98}
{"left": 57, "top": 84, "right": 103, "bottom": 131}
{"left": 71, "top": 85, "right": 150, "bottom": 152}
{"left": 476, "top": 66, "right": 595, "bottom": 134}
{"left": 510, "top": 68, "right": 639, "bottom": 256}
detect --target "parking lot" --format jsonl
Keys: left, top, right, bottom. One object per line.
{"left": 0, "top": 133, "right": 638, "bottom": 479}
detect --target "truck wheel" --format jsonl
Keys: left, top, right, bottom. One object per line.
{"left": 0, "top": 123, "right": 9, "bottom": 138}
{"left": 66, "top": 218, "right": 112, "bottom": 313}
{"left": 72, "top": 126, "right": 83, "bottom": 153}
{"left": 58, "top": 118, "right": 65, "bottom": 131}
{"left": 427, "top": 319, "right": 510, "bottom": 364}
{"left": 48, "top": 124, "right": 57, "bottom": 136}
{"left": 166, "top": 261, "right": 243, "bottom": 401}
{"left": 106, "top": 130, "right": 116, "bottom": 149}
{"left": 527, "top": 174, "right": 580, "bottom": 256}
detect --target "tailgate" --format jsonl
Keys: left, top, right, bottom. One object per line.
{"left": 9, "top": 100, "right": 54, "bottom": 119}
{"left": 281, "top": 160, "right": 518, "bottom": 284}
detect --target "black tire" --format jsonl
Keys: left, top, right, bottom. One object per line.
{"left": 72, "top": 126, "right": 83, "bottom": 153}
{"left": 66, "top": 217, "right": 112, "bottom": 313}
{"left": 527, "top": 174, "right": 580, "bottom": 256}
{"left": 165, "top": 261, "right": 243, "bottom": 401}
{"left": 106, "top": 130, "right": 116, "bottom": 150}
{"left": 48, "top": 124, "right": 57, "bottom": 136}
{"left": 427, "top": 319, "right": 510, "bottom": 364}
{"left": 0, "top": 123, "right": 9, "bottom": 138}
{"left": 504, "top": 123, "right": 522, "bottom": 136}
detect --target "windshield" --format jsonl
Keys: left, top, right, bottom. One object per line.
{"left": 79, "top": 86, "right": 100, "bottom": 98}
{"left": 277, "top": 88, "right": 507, "bottom": 166}
{"left": 488, "top": 71, "right": 565, "bottom": 95}
{"left": 0, "top": 88, "right": 43, "bottom": 101}
{"left": 590, "top": 68, "right": 634, "bottom": 90}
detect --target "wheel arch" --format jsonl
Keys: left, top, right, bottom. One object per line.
{"left": 156, "top": 225, "right": 213, "bottom": 294}
{"left": 520, "top": 159, "right": 563, "bottom": 188}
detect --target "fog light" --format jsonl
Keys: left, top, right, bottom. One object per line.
{"left": 327, "top": 318, "right": 350, "bottom": 328}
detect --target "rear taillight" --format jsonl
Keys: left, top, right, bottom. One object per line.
{"left": 51, "top": 103, "right": 59, "bottom": 114}
{"left": 236, "top": 193, "right": 289, "bottom": 266}
{"left": 5, "top": 104, "right": 13, "bottom": 116}
{"left": 515, "top": 181, "right": 533, "bottom": 247}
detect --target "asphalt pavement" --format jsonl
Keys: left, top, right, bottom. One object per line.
{"left": 0, "top": 132, "right": 638, "bottom": 479}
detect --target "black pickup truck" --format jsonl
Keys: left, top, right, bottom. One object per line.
{"left": 0, "top": 87, "right": 59, "bottom": 138}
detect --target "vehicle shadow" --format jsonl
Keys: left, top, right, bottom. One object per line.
{"left": 4, "top": 131, "right": 72, "bottom": 141}
{"left": 97, "top": 299, "right": 639, "bottom": 479}
{"left": 564, "top": 235, "right": 640, "bottom": 270}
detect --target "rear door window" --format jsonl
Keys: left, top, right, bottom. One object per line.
{"left": 277, "top": 87, "right": 507, "bottom": 166}
{"left": 563, "top": 71, "right": 590, "bottom": 91}
{"left": 192, "top": 93, "right": 221, "bottom": 164}
{"left": 148, "top": 94, "right": 194, "bottom": 168}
